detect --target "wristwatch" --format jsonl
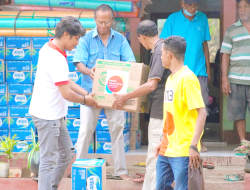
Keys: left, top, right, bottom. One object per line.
{"left": 80, "top": 96, "right": 86, "bottom": 105}
{"left": 189, "top": 145, "right": 198, "bottom": 153}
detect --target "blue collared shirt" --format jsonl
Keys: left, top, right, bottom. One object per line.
{"left": 160, "top": 10, "right": 211, "bottom": 77}
{"left": 73, "top": 27, "right": 136, "bottom": 93}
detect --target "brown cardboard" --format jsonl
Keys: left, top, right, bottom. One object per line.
{"left": 131, "top": 112, "right": 140, "bottom": 131}
{"left": 9, "top": 167, "right": 21, "bottom": 178}
{"left": 130, "top": 130, "right": 142, "bottom": 150}
{"left": 93, "top": 59, "right": 149, "bottom": 113}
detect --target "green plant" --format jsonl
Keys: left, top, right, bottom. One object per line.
{"left": 14, "top": 128, "right": 40, "bottom": 169}
{"left": 0, "top": 135, "right": 18, "bottom": 163}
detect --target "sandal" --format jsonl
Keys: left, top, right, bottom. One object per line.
{"left": 203, "top": 162, "right": 214, "bottom": 169}
{"left": 224, "top": 174, "right": 245, "bottom": 181}
{"left": 106, "top": 172, "right": 113, "bottom": 179}
{"left": 133, "top": 173, "right": 145, "bottom": 183}
{"left": 134, "top": 162, "right": 146, "bottom": 167}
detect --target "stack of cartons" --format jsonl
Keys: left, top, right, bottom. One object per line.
{"left": 0, "top": 37, "right": 5, "bottom": 83}
{"left": 130, "top": 113, "right": 142, "bottom": 150}
{"left": 95, "top": 110, "right": 131, "bottom": 154}
{"left": 0, "top": 106, "right": 9, "bottom": 139}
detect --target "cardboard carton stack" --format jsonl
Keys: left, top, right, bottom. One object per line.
{"left": 130, "top": 113, "right": 142, "bottom": 150}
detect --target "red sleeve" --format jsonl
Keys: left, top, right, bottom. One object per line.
{"left": 55, "top": 81, "right": 69, "bottom": 86}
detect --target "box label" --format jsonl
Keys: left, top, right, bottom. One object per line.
{"left": 6, "top": 37, "right": 31, "bottom": 48}
{"left": 10, "top": 106, "right": 31, "bottom": 117}
{"left": 32, "top": 37, "right": 51, "bottom": 48}
{"left": 9, "top": 83, "right": 33, "bottom": 94}
{"left": 7, "top": 60, "right": 31, "bottom": 71}
{"left": 8, "top": 95, "right": 32, "bottom": 106}
{"left": 0, "top": 106, "right": 8, "bottom": 117}
{"left": 6, "top": 49, "right": 31, "bottom": 60}
{"left": 10, "top": 129, "right": 32, "bottom": 140}
{"left": 67, "top": 108, "right": 80, "bottom": 118}
{"left": 7, "top": 71, "right": 31, "bottom": 83}
{"left": 10, "top": 117, "right": 34, "bottom": 129}
{"left": 69, "top": 72, "right": 81, "bottom": 84}
{"left": 67, "top": 119, "right": 80, "bottom": 131}
{"left": 13, "top": 141, "right": 32, "bottom": 152}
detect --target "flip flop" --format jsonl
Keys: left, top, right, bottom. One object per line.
{"left": 134, "top": 162, "right": 146, "bottom": 167}
{"left": 203, "top": 162, "right": 214, "bottom": 169}
{"left": 133, "top": 173, "right": 145, "bottom": 183}
{"left": 106, "top": 172, "right": 113, "bottom": 180}
{"left": 113, "top": 174, "right": 132, "bottom": 181}
{"left": 224, "top": 174, "right": 245, "bottom": 181}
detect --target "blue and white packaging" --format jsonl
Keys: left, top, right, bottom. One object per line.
{"left": 0, "top": 118, "right": 8, "bottom": 129}
{"left": 0, "top": 129, "right": 9, "bottom": 139}
{"left": 32, "top": 72, "right": 36, "bottom": 83}
{"left": 0, "top": 37, "right": 5, "bottom": 59}
{"left": 6, "top": 71, "right": 31, "bottom": 83}
{"left": 10, "top": 106, "right": 31, "bottom": 118}
{"left": 68, "top": 61, "right": 77, "bottom": 72}
{"left": 32, "top": 59, "right": 38, "bottom": 71}
{"left": 96, "top": 129, "right": 129, "bottom": 142}
{"left": 10, "top": 129, "right": 32, "bottom": 140}
{"left": 32, "top": 37, "right": 51, "bottom": 59}
{"left": 8, "top": 95, "right": 32, "bottom": 106}
{"left": 96, "top": 116, "right": 130, "bottom": 131}
{"left": 66, "top": 48, "right": 76, "bottom": 61}
{"left": 130, "top": 130, "right": 141, "bottom": 150}
{"left": 68, "top": 101, "right": 80, "bottom": 108}
{"left": 67, "top": 118, "right": 80, "bottom": 131}
{"left": 69, "top": 130, "right": 79, "bottom": 142}
{"left": 6, "top": 60, "right": 31, "bottom": 71}
{"left": 72, "top": 159, "right": 106, "bottom": 190}
{"left": 10, "top": 117, "right": 34, "bottom": 130}
{"left": 67, "top": 108, "right": 80, "bottom": 118}
{"left": 6, "top": 37, "right": 31, "bottom": 60}
{"left": 68, "top": 72, "right": 81, "bottom": 84}
{"left": 99, "top": 109, "right": 106, "bottom": 119}
{"left": 0, "top": 72, "right": 4, "bottom": 83}
{"left": 8, "top": 84, "right": 33, "bottom": 94}
{"left": 0, "top": 84, "right": 7, "bottom": 106}
{"left": 0, "top": 59, "right": 4, "bottom": 72}
{"left": 13, "top": 140, "right": 32, "bottom": 153}
{"left": 0, "top": 106, "right": 8, "bottom": 117}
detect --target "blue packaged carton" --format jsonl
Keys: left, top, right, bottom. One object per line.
{"left": 6, "top": 71, "right": 31, "bottom": 83}
{"left": 6, "top": 37, "right": 31, "bottom": 60}
{"left": 10, "top": 129, "right": 33, "bottom": 140}
{"left": 0, "top": 59, "right": 4, "bottom": 72}
{"left": 66, "top": 48, "right": 76, "bottom": 61}
{"left": 0, "top": 129, "right": 9, "bottom": 139}
{"left": 68, "top": 101, "right": 80, "bottom": 108}
{"left": 0, "top": 37, "right": 5, "bottom": 59}
{"left": 72, "top": 159, "right": 106, "bottom": 190}
{"left": 68, "top": 61, "right": 77, "bottom": 72}
{"left": 99, "top": 109, "right": 106, "bottom": 119}
{"left": 130, "top": 130, "right": 141, "bottom": 150}
{"left": 0, "top": 84, "right": 7, "bottom": 106}
{"left": 8, "top": 83, "right": 33, "bottom": 94}
{"left": 10, "top": 106, "right": 31, "bottom": 117}
{"left": 8, "top": 94, "right": 32, "bottom": 106}
{"left": 13, "top": 140, "right": 32, "bottom": 153}
{"left": 32, "top": 72, "right": 36, "bottom": 83}
{"left": 69, "top": 130, "right": 79, "bottom": 142}
{"left": 0, "top": 95, "right": 7, "bottom": 106}
{"left": 32, "top": 59, "right": 38, "bottom": 71}
{"left": 6, "top": 37, "right": 30, "bottom": 49}
{"left": 0, "top": 83, "right": 6, "bottom": 94}
{"left": 10, "top": 117, "right": 34, "bottom": 130}
{"left": 32, "top": 37, "right": 51, "bottom": 49}
{"left": 6, "top": 60, "right": 31, "bottom": 71}
{"left": 96, "top": 129, "right": 130, "bottom": 142}
{"left": 67, "top": 108, "right": 80, "bottom": 118}
{"left": 67, "top": 118, "right": 80, "bottom": 131}
{"left": 0, "top": 72, "right": 4, "bottom": 83}
{"left": 0, "top": 106, "right": 8, "bottom": 117}
{"left": 96, "top": 117, "right": 130, "bottom": 131}
{"left": 68, "top": 72, "right": 81, "bottom": 84}
{"left": 0, "top": 118, "right": 9, "bottom": 129}
{"left": 6, "top": 49, "right": 31, "bottom": 60}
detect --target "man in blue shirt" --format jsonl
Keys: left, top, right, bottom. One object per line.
{"left": 73, "top": 4, "right": 135, "bottom": 180}
{"left": 160, "top": 0, "right": 211, "bottom": 152}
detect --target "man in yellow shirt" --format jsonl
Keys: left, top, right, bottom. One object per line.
{"left": 154, "top": 36, "right": 206, "bottom": 190}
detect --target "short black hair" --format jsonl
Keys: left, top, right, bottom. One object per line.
{"left": 94, "top": 4, "right": 114, "bottom": 19}
{"left": 163, "top": 36, "right": 186, "bottom": 61}
{"left": 55, "top": 16, "right": 86, "bottom": 39}
{"left": 136, "top": 20, "right": 158, "bottom": 37}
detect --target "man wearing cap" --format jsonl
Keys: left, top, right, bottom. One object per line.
{"left": 160, "top": 0, "right": 211, "bottom": 152}
{"left": 221, "top": 0, "right": 250, "bottom": 149}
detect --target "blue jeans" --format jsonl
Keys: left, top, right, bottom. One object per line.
{"left": 156, "top": 155, "right": 189, "bottom": 190}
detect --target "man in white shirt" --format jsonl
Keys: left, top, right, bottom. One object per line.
{"left": 29, "top": 16, "right": 99, "bottom": 190}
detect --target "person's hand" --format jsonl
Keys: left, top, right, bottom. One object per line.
{"left": 154, "top": 141, "right": 162, "bottom": 158}
{"left": 189, "top": 147, "right": 200, "bottom": 170}
{"left": 222, "top": 77, "right": 231, "bottom": 97}
{"left": 207, "top": 69, "right": 212, "bottom": 83}
{"left": 88, "top": 67, "right": 95, "bottom": 80}
{"left": 85, "top": 92, "right": 100, "bottom": 108}
{"left": 112, "top": 93, "right": 128, "bottom": 110}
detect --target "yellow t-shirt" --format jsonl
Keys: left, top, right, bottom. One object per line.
{"left": 160, "top": 66, "right": 205, "bottom": 157}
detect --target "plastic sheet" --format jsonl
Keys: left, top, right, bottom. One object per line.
{"left": 14, "top": 0, "right": 135, "bottom": 13}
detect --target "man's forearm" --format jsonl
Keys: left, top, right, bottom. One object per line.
{"left": 69, "top": 78, "right": 88, "bottom": 96}
{"left": 76, "top": 62, "right": 90, "bottom": 75}
{"left": 191, "top": 107, "right": 206, "bottom": 147}
{"left": 221, "top": 54, "right": 230, "bottom": 79}
{"left": 203, "top": 42, "right": 211, "bottom": 73}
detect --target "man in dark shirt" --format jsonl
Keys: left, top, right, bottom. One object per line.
{"left": 112, "top": 20, "right": 171, "bottom": 190}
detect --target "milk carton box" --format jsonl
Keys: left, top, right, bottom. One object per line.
{"left": 8, "top": 84, "right": 33, "bottom": 106}
{"left": 0, "top": 84, "right": 7, "bottom": 105}
{"left": 69, "top": 72, "right": 81, "bottom": 84}
{"left": 9, "top": 117, "right": 34, "bottom": 130}
{"left": 0, "top": 37, "right": 5, "bottom": 59}
{"left": 6, "top": 71, "right": 31, "bottom": 83}
{"left": 13, "top": 140, "right": 32, "bottom": 152}
{"left": 130, "top": 130, "right": 141, "bottom": 150}
{"left": 67, "top": 118, "right": 80, "bottom": 131}
{"left": 0, "top": 129, "right": 9, "bottom": 139}
{"left": 6, "top": 37, "right": 31, "bottom": 60}
{"left": 0, "top": 118, "right": 9, "bottom": 129}
{"left": 32, "top": 59, "right": 38, "bottom": 71}
{"left": 32, "top": 37, "right": 52, "bottom": 59}
{"left": 6, "top": 60, "right": 31, "bottom": 71}
{"left": 10, "top": 129, "right": 32, "bottom": 140}
{"left": 72, "top": 159, "right": 106, "bottom": 190}
{"left": 10, "top": 106, "right": 31, "bottom": 118}
{"left": 67, "top": 108, "right": 80, "bottom": 118}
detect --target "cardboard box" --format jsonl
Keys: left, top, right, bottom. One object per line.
{"left": 0, "top": 118, "right": 9, "bottom": 129}
{"left": 68, "top": 130, "right": 79, "bottom": 142}
{"left": 8, "top": 84, "right": 33, "bottom": 94}
{"left": 32, "top": 59, "right": 38, "bottom": 71}
{"left": 32, "top": 37, "right": 52, "bottom": 59}
{"left": 0, "top": 129, "right": 9, "bottom": 138}
{"left": 6, "top": 60, "right": 31, "bottom": 71}
{"left": 0, "top": 106, "right": 8, "bottom": 117}
{"left": 66, "top": 48, "right": 76, "bottom": 61}
{"left": 99, "top": 109, "right": 106, "bottom": 119}
{"left": 10, "top": 106, "right": 31, "bottom": 118}
{"left": 13, "top": 140, "right": 32, "bottom": 153}
{"left": 0, "top": 84, "right": 7, "bottom": 106}
{"left": 32, "top": 72, "right": 36, "bottom": 83}
{"left": 67, "top": 108, "right": 80, "bottom": 118}
{"left": 8, "top": 95, "right": 32, "bottom": 106}
{"left": 10, "top": 129, "right": 33, "bottom": 140}
{"left": 95, "top": 129, "right": 130, "bottom": 142}
{"left": 68, "top": 101, "right": 80, "bottom": 108}
{"left": 6, "top": 37, "right": 31, "bottom": 60}
{"left": 10, "top": 117, "right": 34, "bottom": 130}
{"left": 130, "top": 130, "right": 141, "bottom": 150}
{"left": 9, "top": 167, "right": 22, "bottom": 178}
{"left": 0, "top": 59, "right": 4, "bottom": 72}
{"left": 6, "top": 71, "right": 31, "bottom": 83}
{"left": 72, "top": 159, "right": 106, "bottom": 190}
{"left": 69, "top": 72, "right": 81, "bottom": 84}
{"left": 131, "top": 112, "right": 140, "bottom": 131}
{"left": 68, "top": 61, "right": 78, "bottom": 72}
{"left": 67, "top": 118, "right": 80, "bottom": 131}
{"left": 93, "top": 59, "right": 149, "bottom": 112}
{"left": 0, "top": 37, "right": 5, "bottom": 59}
{"left": 0, "top": 71, "right": 5, "bottom": 83}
